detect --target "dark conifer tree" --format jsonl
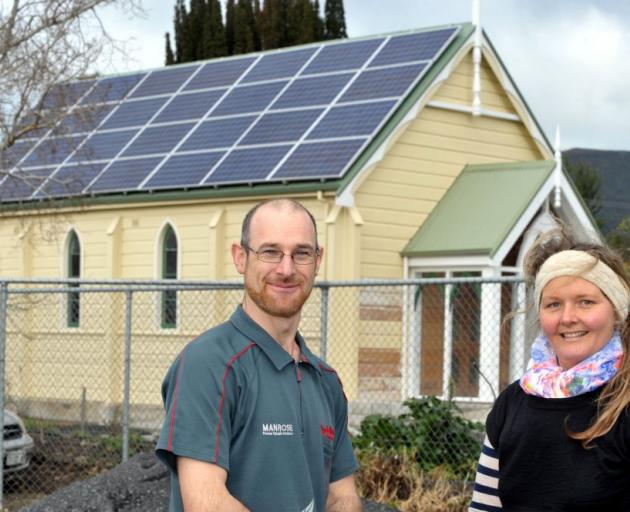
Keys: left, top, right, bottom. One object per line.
{"left": 312, "top": 0, "right": 325, "bottom": 40}
{"left": 288, "top": 0, "right": 315, "bottom": 45}
{"left": 252, "top": 0, "right": 263, "bottom": 51}
{"left": 203, "top": 0, "right": 228, "bottom": 57}
{"left": 188, "top": 0, "right": 206, "bottom": 60}
{"left": 225, "top": 0, "right": 236, "bottom": 55}
{"left": 165, "top": 33, "right": 176, "bottom": 65}
{"left": 233, "top": 0, "right": 256, "bottom": 54}
{"left": 167, "top": 0, "right": 336, "bottom": 63}
{"left": 173, "top": 0, "right": 187, "bottom": 62}
{"left": 324, "top": 0, "right": 347, "bottom": 39}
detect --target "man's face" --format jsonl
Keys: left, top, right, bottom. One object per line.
{"left": 233, "top": 204, "right": 322, "bottom": 320}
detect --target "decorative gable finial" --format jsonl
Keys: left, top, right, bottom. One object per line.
{"left": 472, "top": 0, "right": 482, "bottom": 116}
{"left": 553, "top": 125, "right": 562, "bottom": 208}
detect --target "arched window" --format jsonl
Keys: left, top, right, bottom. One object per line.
{"left": 67, "top": 230, "right": 81, "bottom": 327}
{"left": 161, "top": 225, "right": 178, "bottom": 328}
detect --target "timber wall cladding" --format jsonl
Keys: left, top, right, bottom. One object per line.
{"left": 355, "top": 53, "right": 542, "bottom": 279}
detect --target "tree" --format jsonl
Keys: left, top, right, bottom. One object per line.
{"left": 232, "top": 0, "right": 257, "bottom": 55}
{"left": 0, "top": 0, "right": 143, "bottom": 201}
{"left": 203, "top": 0, "right": 227, "bottom": 58}
{"left": 288, "top": 0, "right": 316, "bottom": 45}
{"left": 225, "top": 0, "right": 236, "bottom": 55}
{"left": 165, "top": 33, "right": 176, "bottom": 65}
{"left": 259, "top": 0, "right": 287, "bottom": 50}
{"left": 173, "top": 0, "right": 187, "bottom": 62}
{"left": 312, "top": 0, "right": 325, "bottom": 40}
{"left": 564, "top": 159, "right": 603, "bottom": 227}
{"left": 167, "top": 0, "right": 332, "bottom": 62}
{"left": 607, "top": 216, "right": 630, "bottom": 268}
{"left": 324, "top": 0, "right": 347, "bottom": 39}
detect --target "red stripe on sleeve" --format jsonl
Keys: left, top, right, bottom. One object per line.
{"left": 319, "top": 364, "right": 348, "bottom": 402}
{"left": 214, "top": 342, "right": 256, "bottom": 464}
{"left": 167, "top": 346, "right": 189, "bottom": 452}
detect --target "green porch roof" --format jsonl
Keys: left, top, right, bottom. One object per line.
{"left": 402, "top": 160, "right": 556, "bottom": 258}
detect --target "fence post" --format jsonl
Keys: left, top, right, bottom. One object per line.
{"left": 442, "top": 283, "right": 453, "bottom": 400}
{"left": 319, "top": 285, "right": 329, "bottom": 361}
{"left": 509, "top": 281, "right": 527, "bottom": 382}
{"left": 122, "top": 290, "right": 133, "bottom": 463}
{"left": 0, "top": 282, "right": 7, "bottom": 510}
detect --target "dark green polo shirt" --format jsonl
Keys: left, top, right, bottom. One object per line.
{"left": 156, "top": 306, "right": 358, "bottom": 512}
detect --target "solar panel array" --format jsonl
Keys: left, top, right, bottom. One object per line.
{"left": 0, "top": 26, "right": 460, "bottom": 202}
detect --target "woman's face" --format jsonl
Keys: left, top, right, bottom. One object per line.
{"left": 539, "top": 275, "right": 616, "bottom": 369}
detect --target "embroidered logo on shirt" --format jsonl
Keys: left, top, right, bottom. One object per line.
{"left": 261, "top": 423, "right": 294, "bottom": 436}
{"left": 320, "top": 424, "right": 335, "bottom": 441}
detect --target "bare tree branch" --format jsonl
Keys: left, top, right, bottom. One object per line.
{"left": 0, "top": 0, "right": 144, "bottom": 203}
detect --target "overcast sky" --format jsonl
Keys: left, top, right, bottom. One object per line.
{"left": 99, "top": 0, "right": 630, "bottom": 151}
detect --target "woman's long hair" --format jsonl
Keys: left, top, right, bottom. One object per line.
{"left": 523, "top": 227, "right": 630, "bottom": 447}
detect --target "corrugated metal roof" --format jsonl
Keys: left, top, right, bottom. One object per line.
{"left": 402, "top": 160, "right": 556, "bottom": 257}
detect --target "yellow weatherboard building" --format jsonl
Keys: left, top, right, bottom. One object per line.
{"left": 0, "top": 22, "right": 598, "bottom": 424}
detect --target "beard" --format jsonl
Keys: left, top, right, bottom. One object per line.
{"left": 245, "top": 276, "right": 313, "bottom": 318}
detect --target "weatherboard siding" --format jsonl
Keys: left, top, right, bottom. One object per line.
{"left": 351, "top": 52, "right": 543, "bottom": 397}
{"left": 431, "top": 53, "right": 515, "bottom": 113}
{"left": 356, "top": 101, "right": 542, "bottom": 280}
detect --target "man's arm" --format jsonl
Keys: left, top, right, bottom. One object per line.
{"left": 178, "top": 457, "right": 250, "bottom": 512}
{"left": 326, "top": 474, "right": 362, "bottom": 512}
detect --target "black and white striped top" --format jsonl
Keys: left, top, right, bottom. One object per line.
{"left": 469, "top": 436, "right": 502, "bottom": 511}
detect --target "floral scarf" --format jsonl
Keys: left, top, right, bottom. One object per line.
{"left": 520, "top": 333, "right": 624, "bottom": 398}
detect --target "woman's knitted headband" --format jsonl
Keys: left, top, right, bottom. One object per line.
{"left": 535, "top": 250, "right": 630, "bottom": 321}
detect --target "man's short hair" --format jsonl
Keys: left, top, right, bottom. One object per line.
{"left": 240, "top": 199, "right": 319, "bottom": 249}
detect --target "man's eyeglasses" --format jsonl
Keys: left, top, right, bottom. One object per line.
{"left": 243, "top": 245, "right": 319, "bottom": 265}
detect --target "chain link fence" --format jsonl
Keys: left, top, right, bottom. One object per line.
{"left": 0, "top": 275, "right": 531, "bottom": 509}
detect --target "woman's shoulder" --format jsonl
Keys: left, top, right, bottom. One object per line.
{"left": 486, "top": 381, "right": 525, "bottom": 445}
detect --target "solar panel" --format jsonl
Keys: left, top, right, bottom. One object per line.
{"left": 242, "top": 48, "right": 317, "bottom": 83}
{"left": 0, "top": 140, "right": 34, "bottom": 170}
{"left": 37, "top": 163, "right": 106, "bottom": 197}
{"left": 308, "top": 101, "right": 396, "bottom": 139}
{"left": 340, "top": 64, "right": 427, "bottom": 102}
{"left": 130, "top": 65, "right": 199, "bottom": 98}
{"left": 185, "top": 57, "right": 256, "bottom": 91}
{"left": 0, "top": 169, "right": 53, "bottom": 200}
{"left": 241, "top": 109, "right": 324, "bottom": 145}
{"left": 42, "top": 81, "right": 95, "bottom": 109}
{"left": 180, "top": 116, "right": 257, "bottom": 151}
{"left": 212, "top": 81, "right": 288, "bottom": 116}
{"left": 204, "top": 145, "right": 291, "bottom": 184}
{"left": 273, "top": 139, "right": 367, "bottom": 179}
{"left": 101, "top": 97, "right": 169, "bottom": 130}
{"left": 89, "top": 157, "right": 164, "bottom": 192}
{"left": 71, "top": 129, "right": 139, "bottom": 162}
{"left": 302, "top": 39, "right": 384, "bottom": 75}
{"left": 143, "top": 152, "right": 225, "bottom": 189}
{"left": 55, "top": 105, "right": 115, "bottom": 134}
{"left": 272, "top": 74, "right": 353, "bottom": 109}
{"left": 370, "top": 28, "right": 457, "bottom": 67}
{"left": 3, "top": 25, "right": 462, "bottom": 202}
{"left": 153, "top": 90, "right": 226, "bottom": 124}
{"left": 21, "top": 136, "right": 85, "bottom": 168}
{"left": 80, "top": 74, "right": 145, "bottom": 105}
{"left": 121, "top": 123, "right": 195, "bottom": 157}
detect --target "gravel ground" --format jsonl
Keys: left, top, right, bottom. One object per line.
{"left": 20, "top": 452, "right": 399, "bottom": 512}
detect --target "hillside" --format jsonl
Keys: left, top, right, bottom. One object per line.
{"left": 563, "top": 148, "right": 630, "bottom": 233}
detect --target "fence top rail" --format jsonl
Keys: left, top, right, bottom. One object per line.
{"left": 0, "top": 275, "right": 526, "bottom": 293}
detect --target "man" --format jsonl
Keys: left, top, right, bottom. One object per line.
{"left": 156, "top": 198, "right": 362, "bottom": 512}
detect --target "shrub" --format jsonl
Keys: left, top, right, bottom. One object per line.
{"left": 353, "top": 396, "right": 483, "bottom": 477}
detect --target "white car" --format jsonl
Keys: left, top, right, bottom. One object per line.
{"left": 3, "top": 410, "right": 34, "bottom": 473}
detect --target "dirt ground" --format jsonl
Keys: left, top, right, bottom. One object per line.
{"left": 3, "top": 422, "right": 153, "bottom": 511}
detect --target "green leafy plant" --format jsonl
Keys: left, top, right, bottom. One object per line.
{"left": 354, "top": 396, "right": 483, "bottom": 477}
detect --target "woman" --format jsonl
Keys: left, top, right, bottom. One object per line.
{"left": 469, "top": 229, "right": 630, "bottom": 511}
